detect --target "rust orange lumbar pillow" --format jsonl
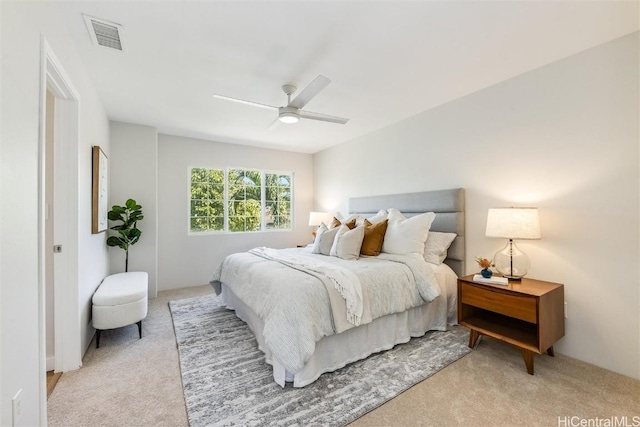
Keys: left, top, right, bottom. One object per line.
{"left": 361, "top": 219, "right": 388, "bottom": 256}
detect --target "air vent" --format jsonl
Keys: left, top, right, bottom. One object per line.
{"left": 83, "top": 15, "right": 125, "bottom": 51}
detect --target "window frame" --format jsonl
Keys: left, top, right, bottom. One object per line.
{"left": 187, "top": 165, "right": 294, "bottom": 235}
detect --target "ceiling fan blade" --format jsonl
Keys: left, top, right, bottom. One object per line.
{"left": 288, "top": 75, "right": 331, "bottom": 109}
{"left": 212, "top": 94, "right": 278, "bottom": 111}
{"left": 299, "top": 110, "right": 349, "bottom": 125}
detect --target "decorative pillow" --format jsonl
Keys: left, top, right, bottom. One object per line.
{"left": 382, "top": 211, "right": 436, "bottom": 255}
{"left": 315, "top": 225, "right": 340, "bottom": 255}
{"left": 330, "top": 225, "right": 347, "bottom": 256}
{"left": 387, "top": 208, "right": 405, "bottom": 221}
{"left": 330, "top": 224, "right": 365, "bottom": 260}
{"left": 424, "top": 231, "right": 457, "bottom": 265}
{"left": 360, "top": 219, "right": 388, "bottom": 256}
{"left": 330, "top": 216, "right": 357, "bottom": 230}
{"left": 311, "top": 223, "right": 329, "bottom": 253}
{"left": 366, "top": 209, "right": 388, "bottom": 225}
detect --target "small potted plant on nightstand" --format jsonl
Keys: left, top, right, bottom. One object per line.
{"left": 475, "top": 257, "right": 494, "bottom": 278}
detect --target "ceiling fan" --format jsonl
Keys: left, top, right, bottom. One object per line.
{"left": 213, "top": 75, "right": 349, "bottom": 125}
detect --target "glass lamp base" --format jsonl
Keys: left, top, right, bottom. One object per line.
{"left": 493, "top": 239, "right": 530, "bottom": 279}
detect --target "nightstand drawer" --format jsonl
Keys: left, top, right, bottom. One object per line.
{"left": 461, "top": 283, "right": 537, "bottom": 323}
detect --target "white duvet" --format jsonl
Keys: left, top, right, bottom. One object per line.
{"left": 210, "top": 246, "right": 442, "bottom": 375}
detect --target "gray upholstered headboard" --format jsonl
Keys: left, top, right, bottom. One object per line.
{"left": 349, "top": 188, "right": 465, "bottom": 277}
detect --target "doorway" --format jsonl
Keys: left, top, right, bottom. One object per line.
{"left": 38, "top": 38, "right": 82, "bottom": 423}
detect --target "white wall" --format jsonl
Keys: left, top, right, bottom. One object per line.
{"left": 0, "top": 2, "right": 110, "bottom": 425}
{"left": 157, "top": 134, "right": 314, "bottom": 290}
{"left": 314, "top": 33, "right": 639, "bottom": 379}
{"left": 109, "top": 122, "right": 158, "bottom": 298}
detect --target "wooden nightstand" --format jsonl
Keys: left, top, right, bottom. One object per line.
{"left": 457, "top": 275, "right": 564, "bottom": 375}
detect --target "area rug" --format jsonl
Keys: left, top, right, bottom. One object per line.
{"left": 169, "top": 294, "right": 471, "bottom": 426}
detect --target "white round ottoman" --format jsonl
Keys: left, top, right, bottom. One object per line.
{"left": 92, "top": 271, "right": 148, "bottom": 348}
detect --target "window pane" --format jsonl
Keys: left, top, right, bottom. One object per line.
{"left": 277, "top": 202, "right": 291, "bottom": 221}
{"left": 190, "top": 199, "right": 208, "bottom": 217}
{"left": 210, "top": 216, "right": 224, "bottom": 231}
{"left": 228, "top": 216, "right": 244, "bottom": 232}
{"left": 207, "top": 169, "right": 224, "bottom": 184}
{"left": 191, "top": 183, "right": 208, "bottom": 199}
{"left": 278, "top": 175, "right": 290, "bottom": 187}
{"left": 191, "top": 168, "right": 207, "bottom": 183}
{"left": 190, "top": 217, "right": 208, "bottom": 232}
{"left": 275, "top": 216, "right": 291, "bottom": 229}
{"left": 244, "top": 170, "right": 261, "bottom": 186}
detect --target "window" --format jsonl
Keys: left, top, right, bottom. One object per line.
{"left": 189, "top": 167, "right": 293, "bottom": 233}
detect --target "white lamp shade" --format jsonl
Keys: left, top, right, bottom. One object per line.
{"left": 308, "top": 211, "right": 329, "bottom": 227}
{"left": 485, "top": 207, "right": 541, "bottom": 240}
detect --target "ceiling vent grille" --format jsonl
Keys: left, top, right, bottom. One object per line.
{"left": 83, "top": 15, "right": 125, "bottom": 51}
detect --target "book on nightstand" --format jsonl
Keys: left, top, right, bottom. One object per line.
{"left": 472, "top": 274, "right": 509, "bottom": 285}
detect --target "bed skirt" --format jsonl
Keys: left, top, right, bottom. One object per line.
{"left": 221, "top": 283, "right": 456, "bottom": 387}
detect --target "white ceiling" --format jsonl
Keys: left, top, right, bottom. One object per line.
{"left": 57, "top": 1, "right": 638, "bottom": 154}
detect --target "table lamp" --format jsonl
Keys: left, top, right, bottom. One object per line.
{"left": 308, "top": 211, "right": 329, "bottom": 236}
{"left": 485, "top": 207, "right": 541, "bottom": 279}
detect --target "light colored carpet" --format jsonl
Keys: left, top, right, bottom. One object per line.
{"left": 169, "top": 294, "right": 471, "bottom": 426}
{"left": 48, "top": 285, "right": 640, "bottom": 426}
{"left": 47, "top": 286, "right": 212, "bottom": 427}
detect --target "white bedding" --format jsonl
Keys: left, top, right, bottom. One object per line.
{"left": 220, "top": 261, "right": 458, "bottom": 387}
{"left": 211, "top": 246, "right": 453, "bottom": 385}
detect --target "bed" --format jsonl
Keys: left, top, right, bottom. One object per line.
{"left": 211, "top": 188, "right": 465, "bottom": 387}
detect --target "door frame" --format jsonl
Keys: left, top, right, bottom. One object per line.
{"left": 38, "top": 37, "right": 81, "bottom": 423}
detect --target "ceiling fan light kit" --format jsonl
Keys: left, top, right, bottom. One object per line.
{"left": 278, "top": 106, "right": 300, "bottom": 124}
{"left": 212, "top": 75, "right": 349, "bottom": 126}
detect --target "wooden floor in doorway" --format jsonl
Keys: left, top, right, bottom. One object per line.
{"left": 47, "top": 371, "right": 62, "bottom": 399}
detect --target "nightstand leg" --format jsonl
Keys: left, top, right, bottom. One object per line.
{"left": 546, "top": 346, "right": 555, "bottom": 357}
{"left": 468, "top": 330, "right": 480, "bottom": 348}
{"left": 522, "top": 349, "right": 534, "bottom": 375}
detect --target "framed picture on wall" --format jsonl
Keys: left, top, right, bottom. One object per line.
{"left": 92, "top": 146, "right": 108, "bottom": 233}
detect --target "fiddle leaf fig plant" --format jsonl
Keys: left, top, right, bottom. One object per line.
{"left": 106, "top": 198, "right": 143, "bottom": 272}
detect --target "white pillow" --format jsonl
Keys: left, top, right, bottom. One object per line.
{"left": 366, "top": 209, "right": 388, "bottom": 224}
{"left": 330, "top": 225, "right": 349, "bottom": 256}
{"left": 311, "top": 223, "right": 329, "bottom": 254}
{"left": 387, "top": 208, "right": 405, "bottom": 221}
{"left": 314, "top": 225, "right": 340, "bottom": 255}
{"left": 424, "top": 231, "right": 457, "bottom": 265}
{"left": 382, "top": 211, "right": 436, "bottom": 255}
{"left": 330, "top": 225, "right": 365, "bottom": 260}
